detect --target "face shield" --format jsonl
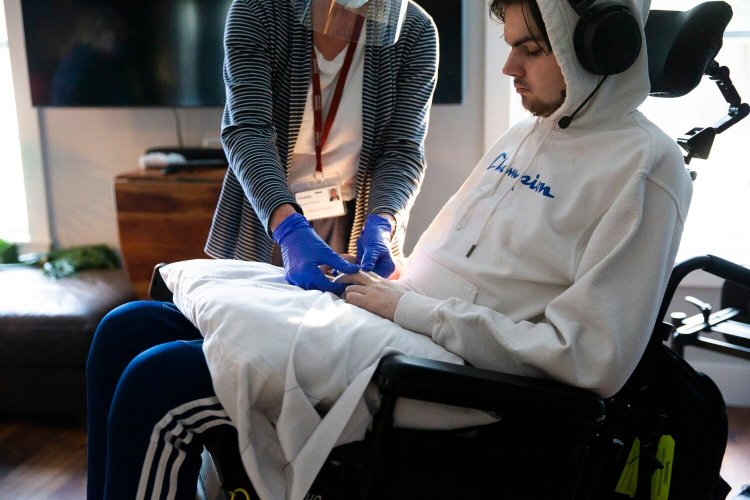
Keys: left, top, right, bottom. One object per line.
{"left": 292, "top": 0, "right": 407, "bottom": 46}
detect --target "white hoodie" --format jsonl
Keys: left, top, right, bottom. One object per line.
{"left": 394, "top": 0, "right": 692, "bottom": 397}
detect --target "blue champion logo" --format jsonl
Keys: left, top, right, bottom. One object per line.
{"left": 486, "top": 152, "right": 555, "bottom": 199}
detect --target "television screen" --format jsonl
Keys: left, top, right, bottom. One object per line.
{"left": 20, "top": 0, "right": 462, "bottom": 107}
{"left": 416, "top": 0, "right": 463, "bottom": 104}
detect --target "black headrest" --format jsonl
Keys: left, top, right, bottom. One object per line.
{"left": 646, "top": 1, "right": 733, "bottom": 97}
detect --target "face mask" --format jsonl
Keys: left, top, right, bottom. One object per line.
{"left": 335, "top": 0, "right": 369, "bottom": 9}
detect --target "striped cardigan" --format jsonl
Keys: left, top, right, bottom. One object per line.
{"left": 205, "top": 0, "right": 438, "bottom": 262}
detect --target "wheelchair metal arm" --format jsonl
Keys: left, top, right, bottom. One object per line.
{"left": 706, "top": 61, "right": 749, "bottom": 133}
{"left": 678, "top": 61, "right": 750, "bottom": 164}
{"left": 374, "top": 354, "right": 606, "bottom": 425}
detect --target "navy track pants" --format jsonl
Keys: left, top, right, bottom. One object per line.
{"left": 86, "top": 300, "right": 235, "bottom": 500}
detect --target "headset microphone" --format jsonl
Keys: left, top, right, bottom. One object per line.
{"left": 557, "top": 115, "right": 573, "bottom": 130}
{"left": 558, "top": 75, "right": 608, "bottom": 129}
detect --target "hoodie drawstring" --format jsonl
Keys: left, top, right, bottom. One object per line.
{"left": 456, "top": 120, "right": 541, "bottom": 232}
{"left": 466, "top": 119, "right": 553, "bottom": 257}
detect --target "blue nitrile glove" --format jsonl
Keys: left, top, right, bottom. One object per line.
{"left": 356, "top": 214, "right": 396, "bottom": 278}
{"left": 272, "top": 213, "right": 360, "bottom": 294}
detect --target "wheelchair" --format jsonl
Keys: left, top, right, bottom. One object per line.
{"left": 147, "top": 2, "right": 750, "bottom": 499}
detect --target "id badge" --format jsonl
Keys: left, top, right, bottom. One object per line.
{"left": 291, "top": 174, "right": 346, "bottom": 221}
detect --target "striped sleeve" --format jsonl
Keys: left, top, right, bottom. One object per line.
{"left": 220, "top": 0, "right": 300, "bottom": 232}
{"left": 367, "top": 5, "right": 438, "bottom": 237}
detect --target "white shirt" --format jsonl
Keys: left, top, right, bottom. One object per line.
{"left": 289, "top": 29, "right": 365, "bottom": 201}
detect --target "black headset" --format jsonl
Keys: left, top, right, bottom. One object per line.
{"left": 567, "top": 0, "right": 642, "bottom": 75}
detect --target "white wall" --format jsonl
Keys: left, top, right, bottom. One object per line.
{"left": 40, "top": 108, "right": 223, "bottom": 249}
{"left": 4, "top": 0, "right": 49, "bottom": 252}
{"left": 405, "top": 0, "right": 499, "bottom": 251}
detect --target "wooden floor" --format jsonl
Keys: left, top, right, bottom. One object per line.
{"left": 0, "top": 416, "right": 86, "bottom": 499}
{"left": 1, "top": 409, "right": 749, "bottom": 499}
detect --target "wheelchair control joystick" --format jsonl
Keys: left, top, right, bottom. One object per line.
{"left": 685, "top": 295, "right": 712, "bottom": 326}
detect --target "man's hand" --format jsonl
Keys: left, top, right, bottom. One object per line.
{"left": 339, "top": 271, "right": 406, "bottom": 321}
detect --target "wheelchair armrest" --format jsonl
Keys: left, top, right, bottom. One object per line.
{"left": 148, "top": 263, "right": 174, "bottom": 302}
{"left": 375, "top": 355, "right": 606, "bottom": 425}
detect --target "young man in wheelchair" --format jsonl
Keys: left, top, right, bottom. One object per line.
{"left": 86, "top": 0, "right": 693, "bottom": 498}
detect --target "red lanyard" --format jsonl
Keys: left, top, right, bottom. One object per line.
{"left": 311, "top": 15, "right": 364, "bottom": 179}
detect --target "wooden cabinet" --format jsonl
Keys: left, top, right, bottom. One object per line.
{"left": 114, "top": 168, "right": 226, "bottom": 299}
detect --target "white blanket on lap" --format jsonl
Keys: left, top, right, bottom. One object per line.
{"left": 160, "top": 259, "right": 495, "bottom": 500}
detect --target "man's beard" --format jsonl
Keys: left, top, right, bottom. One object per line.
{"left": 526, "top": 88, "right": 567, "bottom": 117}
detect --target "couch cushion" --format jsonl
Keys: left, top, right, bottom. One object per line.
{"left": 0, "top": 267, "right": 135, "bottom": 369}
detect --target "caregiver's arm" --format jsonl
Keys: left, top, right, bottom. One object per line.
{"left": 367, "top": 14, "right": 437, "bottom": 246}
{"left": 221, "top": 1, "right": 299, "bottom": 232}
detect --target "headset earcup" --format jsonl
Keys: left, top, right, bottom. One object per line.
{"left": 573, "top": 3, "right": 642, "bottom": 75}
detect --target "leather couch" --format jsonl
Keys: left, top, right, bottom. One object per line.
{"left": 0, "top": 267, "right": 135, "bottom": 418}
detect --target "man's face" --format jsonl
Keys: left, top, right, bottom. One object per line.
{"left": 501, "top": 2, "right": 566, "bottom": 117}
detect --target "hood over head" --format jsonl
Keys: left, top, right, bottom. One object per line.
{"left": 536, "top": 0, "right": 652, "bottom": 130}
